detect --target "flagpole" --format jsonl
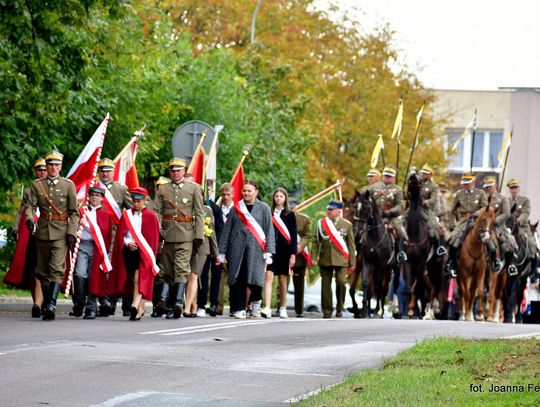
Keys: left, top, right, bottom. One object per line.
{"left": 402, "top": 103, "right": 424, "bottom": 189}
{"left": 394, "top": 98, "right": 403, "bottom": 185}
{"left": 498, "top": 127, "right": 513, "bottom": 192}
{"left": 469, "top": 108, "right": 477, "bottom": 174}
{"left": 295, "top": 179, "right": 344, "bottom": 212}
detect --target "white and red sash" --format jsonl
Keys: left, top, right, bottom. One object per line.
{"left": 99, "top": 180, "right": 122, "bottom": 224}
{"left": 235, "top": 200, "right": 267, "bottom": 251}
{"left": 272, "top": 212, "right": 291, "bottom": 243}
{"left": 80, "top": 206, "right": 112, "bottom": 273}
{"left": 122, "top": 209, "right": 159, "bottom": 276}
{"left": 298, "top": 233, "right": 312, "bottom": 264}
{"left": 320, "top": 217, "right": 349, "bottom": 260}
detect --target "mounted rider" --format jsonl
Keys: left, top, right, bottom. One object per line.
{"left": 507, "top": 179, "right": 539, "bottom": 270}
{"left": 369, "top": 165, "right": 408, "bottom": 263}
{"left": 418, "top": 164, "right": 447, "bottom": 257}
{"left": 446, "top": 174, "right": 502, "bottom": 277}
{"left": 482, "top": 176, "right": 517, "bottom": 275}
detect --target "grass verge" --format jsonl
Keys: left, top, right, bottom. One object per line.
{"left": 298, "top": 337, "right": 540, "bottom": 407}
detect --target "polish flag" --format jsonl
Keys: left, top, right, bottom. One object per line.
{"left": 113, "top": 136, "right": 139, "bottom": 190}
{"left": 67, "top": 113, "right": 109, "bottom": 201}
{"left": 187, "top": 143, "right": 205, "bottom": 186}
{"left": 230, "top": 164, "right": 245, "bottom": 204}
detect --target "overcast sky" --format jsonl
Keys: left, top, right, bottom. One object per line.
{"left": 315, "top": 0, "right": 540, "bottom": 90}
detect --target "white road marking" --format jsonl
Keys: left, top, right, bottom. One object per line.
{"left": 89, "top": 391, "right": 159, "bottom": 407}
{"left": 158, "top": 321, "right": 272, "bottom": 336}
{"left": 284, "top": 383, "right": 339, "bottom": 403}
{"left": 139, "top": 319, "right": 270, "bottom": 335}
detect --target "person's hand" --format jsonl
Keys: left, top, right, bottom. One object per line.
{"left": 263, "top": 252, "right": 273, "bottom": 265}
{"left": 216, "top": 254, "right": 226, "bottom": 265}
{"left": 67, "top": 234, "right": 76, "bottom": 251}
{"left": 128, "top": 241, "right": 138, "bottom": 251}
{"left": 26, "top": 220, "right": 35, "bottom": 232}
{"left": 193, "top": 238, "right": 203, "bottom": 252}
{"left": 296, "top": 244, "right": 302, "bottom": 254}
{"left": 288, "top": 254, "right": 296, "bottom": 269}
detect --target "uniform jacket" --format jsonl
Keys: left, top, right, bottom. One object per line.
{"left": 294, "top": 212, "right": 313, "bottom": 267}
{"left": 509, "top": 195, "right": 531, "bottom": 226}
{"left": 450, "top": 188, "right": 488, "bottom": 222}
{"left": 25, "top": 177, "right": 79, "bottom": 239}
{"left": 155, "top": 180, "right": 205, "bottom": 242}
{"left": 104, "top": 181, "right": 132, "bottom": 209}
{"left": 488, "top": 190, "right": 510, "bottom": 226}
{"left": 219, "top": 200, "right": 275, "bottom": 287}
{"left": 421, "top": 179, "right": 440, "bottom": 216}
{"left": 370, "top": 181, "right": 403, "bottom": 217}
{"left": 313, "top": 217, "right": 355, "bottom": 268}
{"left": 198, "top": 206, "right": 219, "bottom": 257}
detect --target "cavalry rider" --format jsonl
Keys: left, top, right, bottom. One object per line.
{"left": 446, "top": 174, "right": 501, "bottom": 277}
{"left": 507, "top": 179, "right": 539, "bottom": 270}
{"left": 362, "top": 168, "right": 381, "bottom": 192}
{"left": 419, "top": 164, "right": 447, "bottom": 257}
{"left": 369, "top": 165, "right": 408, "bottom": 263}
{"left": 482, "top": 176, "right": 517, "bottom": 275}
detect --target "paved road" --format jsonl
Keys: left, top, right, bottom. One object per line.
{"left": 1, "top": 311, "right": 539, "bottom": 406}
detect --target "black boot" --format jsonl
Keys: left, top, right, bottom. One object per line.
{"left": 486, "top": 239, "right": 502, "bottom": 272}
{"left": 155, "top": 282, "right": 169, "bottom": 318}
{"left": 69, "top": 275, "right": 87, "bottom": 317}
{"left": 396, "top": 238, "right": 408, "bottom": 263}
{"left": 173, "top": 282, "right": 185, "bottom": 319}
{"left": 165, "top": 284, "right": 177, "bottom": 319}
{"left": 43, "top": 282, "right": 61, "bottom": 321}
{"left": 98, "top": 297, "right": 112, "bottom": 317}
{"left": 83, "top": 295, "right": 97, "bottom": 319}
{"left": 445, "top": 246, "right": 458, "bottom": 277}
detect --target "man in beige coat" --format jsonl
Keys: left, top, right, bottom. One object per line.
{"left": 25, "top": 151, "right": 79, "bottom": 320}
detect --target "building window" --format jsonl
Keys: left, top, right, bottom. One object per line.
{"left": 446, "top": 129, "right": 503, "bottom": 172}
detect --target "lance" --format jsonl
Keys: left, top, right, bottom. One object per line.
{"left": 469, "top": 108, "right": 478, "bottom": 175}
{"left": 402, "top": 103, "right": 425, "bottom": 189}
{"left": 498, "top": 127, "right": 513, "bottom": 192}
{"left": 393, "top": 97, "right": 404, "bottom": 185}
{"left": 295, "top": 179, "right": 345, "bottom": 212}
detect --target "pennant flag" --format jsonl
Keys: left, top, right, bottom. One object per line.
{"left": 67, "top": 113, "right": 109, "bottom": 201}
{"left": 113, "top": 136, "right": 139, "bottom": 190}
{"left": 370, "top": 134, "right": 385, "bottom": 168}
{"left": 230, "top": 164, "right": 245, "bottom": 204}
{"left": 206, "top": 125, "right": 222, "bottom": 201}
{"left": 188, "top": 143, "right": 206, "bottom": 186}
{"left": 497, "top": 129, "right": 513, "bottom": 168}
{"left": 413, "top": 103, "right": 425, "bottom": 147}
{"left": 451, "top": 113, "right": 476, "bottom": 151}
{"left": 391, "top": 99, "right": 404, "bottom": 143}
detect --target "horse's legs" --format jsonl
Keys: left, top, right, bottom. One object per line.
{"left": 349, "top": 267, "right": 360, "bottom": 316}
{"left": 503, "top": 274, "right": 519, "bottom": 323}
{"left": 475, "top": 269, "right": 486, "bottom": 321}
{"left": 360, "top": 261, "right": 369, "bottom": 318}
{"left": 423, "top": 267, "right": 435, "bottom": 320}
{"left": 487, "top": 271, "right": 497, "bottom": 322}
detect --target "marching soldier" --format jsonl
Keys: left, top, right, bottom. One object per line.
{"left": 482, "top": 176, "right": 516, "bottom": 274}
{"left": 446, "top": 174, "right": 500, "bottom": 276}
{"left": 25, "top": 151, "right": 79, "bottom": 320}
{"left": 97, "top": 158, "right": 133, "bottom": 316}
{"left": 312, "top": 199, "right": 356, "bottom": 318}
{"left": 369, "top": 165, "right": 408, "bottom": 263}
{"left": 154, "top": 158, "right": 205, "bottom": 319}
{"left": 507, "top": 179, "right": 539, "bottom": 267}
{"left": 419, "top": 164, "right": 447, "bottom": 256}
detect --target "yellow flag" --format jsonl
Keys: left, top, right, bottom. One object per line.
{"left": 391, "top": 100, "right": 403, "bottom": 143}
{"left": 497, "top": 130, "right": 512, "bottom": 167}
{"left": 370, "top": 134, "right": 384, "bottom": 168}
{"left": 413, "top": 103, "right": 425, "bottom": 147}
{"left": 451, "top": 113, "right": 476, "bottom": 151}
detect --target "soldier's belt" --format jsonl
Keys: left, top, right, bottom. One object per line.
{"left": 40, "top": 213, "right": 68, "bottom": 221}
{"left": 163, "top": 215, "right": 194, "bottom": 222}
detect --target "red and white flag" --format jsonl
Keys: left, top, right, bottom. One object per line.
{"left": 113, "top": 136, "right": 139, "bottom": 190}
{"left": 188, "top": 143, "right": 206, "bottom": 186}
{"left": 231, "top": 164, "right": 245, "bottom": 204}
{"left": 67, "top": 113, "right": 110, "bottom": 201}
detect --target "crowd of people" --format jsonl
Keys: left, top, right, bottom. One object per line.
{"left": 5, "top": 152, "right": 540, "bottom": 322}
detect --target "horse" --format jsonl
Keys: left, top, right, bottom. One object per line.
{"left": 354, "top": 190, "right": 394, "bottom": 318}
{"left": 403, "top": 173, "right": 432, "bottom": 318}
{"left": 343, "top": 194, "right": 364, "bottom": 317}
{"left": 457, "top": 200, "right": 495, "bottom": 321}
{"left": 485, "top": 232, "right": 506, "bottom": 323}
{"left": 503, "top": 217, "right": 537, "bottom": 323}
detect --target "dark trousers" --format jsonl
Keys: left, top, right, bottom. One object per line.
{"left": 197, "top": 257, "right": 222, "bottom": 309}
{"left": 291, "top": 265, "right": 306, "bottom": 315}
{"left": 229, "top": 256, "right": 262, "bottom": 312}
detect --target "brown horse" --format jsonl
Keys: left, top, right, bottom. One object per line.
{"left": 457, "top": 202, "right": 495, "bottom": 321}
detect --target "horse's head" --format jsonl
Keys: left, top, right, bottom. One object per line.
{"left": 342, "top": 195, "right": 356, "bottom": 224}
{"left": 406, "top": 173, "right": 422, "bottom": 207}
{"left": 357, "top": 189, "right": 380, "bottom": 224}
{"left": 475, "top": 204, "right": 496, "bottom": 242}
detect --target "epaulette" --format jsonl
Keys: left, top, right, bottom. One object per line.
{"left": 62, "top": 177, "right": 75, "bottom": 185}
{"left": 342, "top": 218, "right": 352, "bottom": 226}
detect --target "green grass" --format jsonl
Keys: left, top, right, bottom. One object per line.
{"left": 298, "top": 337, "right": 540, "bottom": 407}
{"left": 0, "top": 286, "right": 32, "bottom": 297}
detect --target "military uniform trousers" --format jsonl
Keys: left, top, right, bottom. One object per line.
{"left": 447, "top": 218, "right": 470, "bottom": 247}
{"left": 36, "top": 238, "right": 67, "bottom": 284}
{"left": 320, "top": 266, "right": 347, "bottom": 317}
{"left": 494, "top": 225, "right": 515, "bottom": 254}
{"left": 387, "top": 217, "right": 407, "bottom": 239}
{"left": 161, "top": 241, "right": 194, "bottom": 284}
{"left": 291, "top": 265, "right": 307, "bottom": 315}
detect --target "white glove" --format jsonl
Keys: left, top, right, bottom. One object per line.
{"left": 218, "top": 254, "right": 226, "bottom": 264}
{"left": 263, "top": 252, "right": 273, "bottom": 265}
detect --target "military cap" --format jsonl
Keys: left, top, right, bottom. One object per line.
{"left": 169, "top": 157, "right": 186, "bottom": 170}
{"left": 155, "top": 176, "right": 171, "bottom": 186}
{"left": 88, "top": 186, "right": 106, "bottom": 196}
{"left": 461, "top": 174, "right": 475, "bottom": 185}
{"left": 98, "top": 158, "right": 115, "bottom": 171}
{"left": 482, "top": 176, "right": 497, "bottom": 188}
{"left": 130, "top": 187, "right": 148, "bottom": 200}
{"left": 327, "top": 199, "right": 343, "bottom": 210}
{"left": 420, "top": 164, "right": 435, "bottom": 175}
{"left": 507, "top": 179, "right": 520, "bottom": 188}
{"left": 33, "top": 158, "right": 46, "bottom": 170}
{"left": 45, "top": 150, "right": 63, "bottom": 164}
{"left": 367, "top": 168, "right": 381, "bottom": 177}
{"left": 382, "top": 165, "right": 397, "bottom": 177}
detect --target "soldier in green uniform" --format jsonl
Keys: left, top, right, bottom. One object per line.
{"left": 419, "top": 164, "right": 447, "bottom": 256}
{"left": 507, "top": 179, "right": 539, "bottom": 267}
{"left": 446, "top": 174, "right": 501, "bottom": 276}
{"left": 25, "top": 151, "right": 79, "bottom": 320}
{"left": 290, "top": 202, "right": 313, "bottom": 317}
{"left": 312, "top": 199, "right": 356, "bottom": 318}
{"left": 154, "top": 158, "right": 205, "bottom": 319}
{"left": 483, "top": 176, "right": 516, "bottom": 274}
{"left": 369, "top": 165, "right": 408, "bottom": 263}
{"left": 437, "top": 182, "right": 455, "bottom": 233}
{"left": 361, "top": 168, "right": 381, "bottom": 192}
{"left": 97, "top": 158, "right": 133, "bottom": 316}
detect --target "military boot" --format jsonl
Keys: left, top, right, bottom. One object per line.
{"left": 155, "top": 282, "right": 169, "bottom": 318}
{"left": 165, "top": 284, "right": 178, "bottom": 319}
{"left": 42, "top": 282, "right": 61, "bottom": 321}
{"left": 69, "top": 275, "right": 87, "bottom": 317}
{"left": 485, "top": 239, "right": 502, "bottom": 272}
{"left": 396, "top": 238, "right": 408, "bottom": 263}
{"left": 172, "top": 282, "right": 185, "bottom": 319}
